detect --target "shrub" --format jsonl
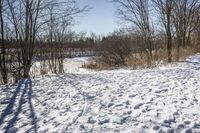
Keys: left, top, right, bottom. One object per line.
{"left": 99, "top": 35, "right": 133, "bottom": 66}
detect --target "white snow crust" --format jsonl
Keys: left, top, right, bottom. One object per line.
{"left": 0, "top": 54, "right": 200, "bottom": 133}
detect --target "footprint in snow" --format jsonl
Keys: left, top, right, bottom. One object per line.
{"left": 129, "top": 94, "right": 137, "bottom": 98}
{"left": 193, "top": 123, "right": 200, "bottom": 128}
{"left": 134, "top": 103, "right": 143, "bottom": 109}
{"left": 163, "top": 118, "right": 175, "bottom": 124}
{"left": 86, "top": 94, "right": 96, "bottom": 100}
{"left": 185, "top": 129, "right": 193, "bottom": 133}
{"left": 118, "top": 94, "right": 123, "bottom": 97}
{"left": 155, "top": 89, "right": 168, "bottom": 93}
{"left": 107, "top": 102, "right": 114, "bottom": 108}
{"left": 152, "top": 125, "right": 160, "bottom": 131}
{"left": 184, "top": 121, "right": 191, "bottom": 125}
{"left": 177, "top": 123, "right": 185, "bottom": 129}
{"left": 120, "top": 116, "right": 131, "bottom": 124}
{"left": 88, "top": 117, "right": 97, "bottom": 124}
{"left": 98, "top": 118, "right": 110, "bottom": 125}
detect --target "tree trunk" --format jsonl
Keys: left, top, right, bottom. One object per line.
{"left": 166, "top": 7, "right": 172, "bottom": 63}
{"left": 23, "top": 64, "right": 31, "bottom": 78}
{"left": 176, "top": 37, "right": 180, "bottom": 62}
{"left": 0, "top": 0, "right": 8, "bottom": 84}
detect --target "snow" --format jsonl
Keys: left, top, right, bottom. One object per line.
{"left": 29, "top": 57, "right": 90, "bottom": 77}
{"left": 0, "top": 54, "right": 200, "bottom": 133}
{"left": 63, "top": 57, "right": 90, "bottom": 73}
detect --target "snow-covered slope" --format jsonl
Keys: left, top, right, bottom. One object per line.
{"left": 0, "top": 54, "right": 200, "bottom": 133}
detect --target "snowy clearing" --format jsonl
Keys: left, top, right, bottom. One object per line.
{"left": 0, "top": 54, "right": 200, "bottom": 133}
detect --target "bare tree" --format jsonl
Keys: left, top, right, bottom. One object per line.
{"left": 152, "top": 0, "right": 174, "bottom": 62}
{"left": 113, "top": 0, "right": 154, "bottom": 65}
{"left": 44, "top": 0, "right": 89, "bottom": 73}
{"left": 0, "top": 0, "right": 9, "bottom": 83}
{"left": 99, "top": 31, "right": 133, "bottom": 66}
{"left": 5, "top": 0, "right": 89, "bottom": 78}
{"left": 173, "top": 0, "right": 200, "bottom": 61}
{"left": 6, "top": 0, "right": 45, "bottom": 78}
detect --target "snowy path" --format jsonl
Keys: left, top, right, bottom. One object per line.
{"left": 0, "top": 55, "right": 200, "bottom": 133}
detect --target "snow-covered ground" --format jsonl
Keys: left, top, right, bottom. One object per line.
{"left": 0, "top": 54, "right": 200, "bottom": 133}
{"left": 29, "top": 57, "right": 91, "bottom": 77}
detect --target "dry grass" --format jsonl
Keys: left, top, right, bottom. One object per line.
{"left": 82, "top": 62, "right": 100, "bottom": 70}
{"left": 125, "top": 53, "right": 149, "bottom": 69}
{"left": 0, "top": 75, "right": 2, "bottom": 85}
{"left": 173, "top": 46, "right": 200, "bottom": 61}
{"left": 40, "top": 67, "right": 49, "bottom": 75}
{"left": 82, "top": 61, "right": 112, "bottom": 70}
{"left": 83, "top": 44, "right": 200, "bottom": 70}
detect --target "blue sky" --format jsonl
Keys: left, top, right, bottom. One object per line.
{"left": 73, "top": 0, "right": 118, "bottom": 36}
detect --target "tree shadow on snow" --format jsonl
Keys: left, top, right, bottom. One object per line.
{"left": 0, "top": 78, "right": 38, "bottom": 133}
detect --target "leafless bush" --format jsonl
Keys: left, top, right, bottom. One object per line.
{"left": 98, "top": 35, "right": 133, "bottom": 66}
{"left": 82, "top": 62, "right": 101, "bottom": 70}
{"left": 82, "top": 58, "right": 112, "bottom": 70}
{"left": 40, "top": 65, "right": 49, "bottom": 75}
